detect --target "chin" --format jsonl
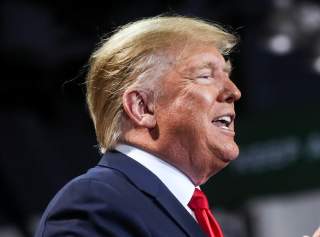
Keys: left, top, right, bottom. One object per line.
{"left": 216, "top": 141, "right": 239, "bottom": 163}
{"left": 225, "top": 143, "right": 240, "bottom": 161}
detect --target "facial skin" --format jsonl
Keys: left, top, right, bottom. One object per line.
{"left": 152, "top": 45, "right": 241, "bottom": 185}
{"left": 122, "top": 45, "right": 241, "bottom": 186}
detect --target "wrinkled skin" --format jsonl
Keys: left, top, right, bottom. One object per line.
{"left": 153, "top": 45, "right": 241, "bottom": 185}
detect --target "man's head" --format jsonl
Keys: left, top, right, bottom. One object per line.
{"left": 86, "top": 16, "right": 241, "bottom": 185}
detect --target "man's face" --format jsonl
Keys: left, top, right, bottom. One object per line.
{"left": 154, "top": 45, "right": 241, "bottom": 185}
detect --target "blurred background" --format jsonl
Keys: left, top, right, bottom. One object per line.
{"left": 1, "top": 0, "right": 320, "bottom": 236}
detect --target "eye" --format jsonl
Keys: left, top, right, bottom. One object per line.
{"left": 195, "top": 68, "right": 213, "bottom": 80}
{"left": 195, "top": 75, "right": 213, "bottom": 84}
{"left": 197, "top": 74, "right": 211, "bottom": 79}
{"left": 191, "top": 68, "right": 214, "bottom": 84}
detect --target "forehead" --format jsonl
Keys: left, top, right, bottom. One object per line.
{"left": 175, "top": 46, "right": 231, "bottom": 74}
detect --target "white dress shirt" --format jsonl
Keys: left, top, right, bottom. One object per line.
{"left": 115, "top": 144, "right": 196, "bottom": 218}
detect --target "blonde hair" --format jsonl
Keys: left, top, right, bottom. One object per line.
{"left": 86, "top": 15, "right": 238, "bottom": 153}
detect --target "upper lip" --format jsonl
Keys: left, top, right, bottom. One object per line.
{"left": 212, "top": 112, "right": 236, "bottom": 127}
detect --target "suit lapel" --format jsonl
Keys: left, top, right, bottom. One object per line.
{"left": 98, "top": 151, "right": 206, "bottom": 237}
{"left": 155, "top": 184, "right": 206, "bottom": 237}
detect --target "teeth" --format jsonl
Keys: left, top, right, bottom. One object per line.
{"left": 212, "top": 114, "right": 234, "bottom": 131}
{"left": 212, "top": 115, "right": 233, "bottom": 128}
{"left": 218, "top": 116, "right": 231, "bottom": 123}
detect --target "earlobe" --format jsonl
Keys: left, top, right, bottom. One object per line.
{"left": 122, "top": 89, "right": 156, "bottom": 128}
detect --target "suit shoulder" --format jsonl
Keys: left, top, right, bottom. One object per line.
{"left": 52, "top": 165, "right": 132, "bottom": 205}
{"left": 35, "top": 166, "right": 151, "bottom": 237}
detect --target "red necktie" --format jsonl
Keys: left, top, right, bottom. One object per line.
{"left": 188, "top": 189, "right": 224, "bottom": 237}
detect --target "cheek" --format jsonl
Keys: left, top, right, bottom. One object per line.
{"left": 186, "top": 88, "right": 217, "bottom": 112}
{"left": 199, "top": 90, "right": 215, "bottom": 105}
{"left": 156, "top": 86, "right": 218, "bottom": 131}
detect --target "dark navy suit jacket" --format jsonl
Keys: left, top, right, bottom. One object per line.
{"left": 35, "top": 150, "right": 207, "bottom": 237}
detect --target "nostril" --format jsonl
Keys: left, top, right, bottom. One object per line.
{"left": 225, "top": 95, "right": 234, "bottom": 103}
{"left": 218, "top": 90, "right": 236, "bottom": 103}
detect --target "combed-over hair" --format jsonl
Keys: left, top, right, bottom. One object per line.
{"left": 86, "top": 15, "right": 238, "bottom": 153}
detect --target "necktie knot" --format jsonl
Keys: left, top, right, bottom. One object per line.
{"left": 188, "top": 188, "right": 209, "bottom": 210}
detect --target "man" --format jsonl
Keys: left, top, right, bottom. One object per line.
{"left": 35, "top": 16, "right": 241, "bottom": 237}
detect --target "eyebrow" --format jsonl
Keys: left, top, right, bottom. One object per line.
{"left": 196, "top": 60, "right": 232, "bottom": 75}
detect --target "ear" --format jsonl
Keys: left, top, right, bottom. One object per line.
{"left": 122, "top": 89, "right": 156, "bottom": 128}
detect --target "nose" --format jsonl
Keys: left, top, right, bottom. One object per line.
{"left": 217, "top": 79, "right": 241, "bottom": 103}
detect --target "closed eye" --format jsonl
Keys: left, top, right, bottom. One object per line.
{"left": 195, "top": 75, "right": 213, "bottom": 84}
{"left": 197, "top": 75, "right": 211, "bottom": 79}
{"left": 195, "top": 67, "right": 213, "bottom": 80}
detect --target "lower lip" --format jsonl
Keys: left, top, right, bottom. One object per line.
{"left": 214, "top": 125, "right": 235, "bottom": 137}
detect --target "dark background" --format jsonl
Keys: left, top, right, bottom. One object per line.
{"left": 1, "top": 0, "right": 320, "bottom": 236}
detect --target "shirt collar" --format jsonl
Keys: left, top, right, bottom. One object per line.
{"left": 115, "top": 144, "right": 196, "bottom": 216}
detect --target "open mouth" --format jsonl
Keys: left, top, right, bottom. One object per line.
{"left": 212, "top": 114, "right": 235, "bottom": 130}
